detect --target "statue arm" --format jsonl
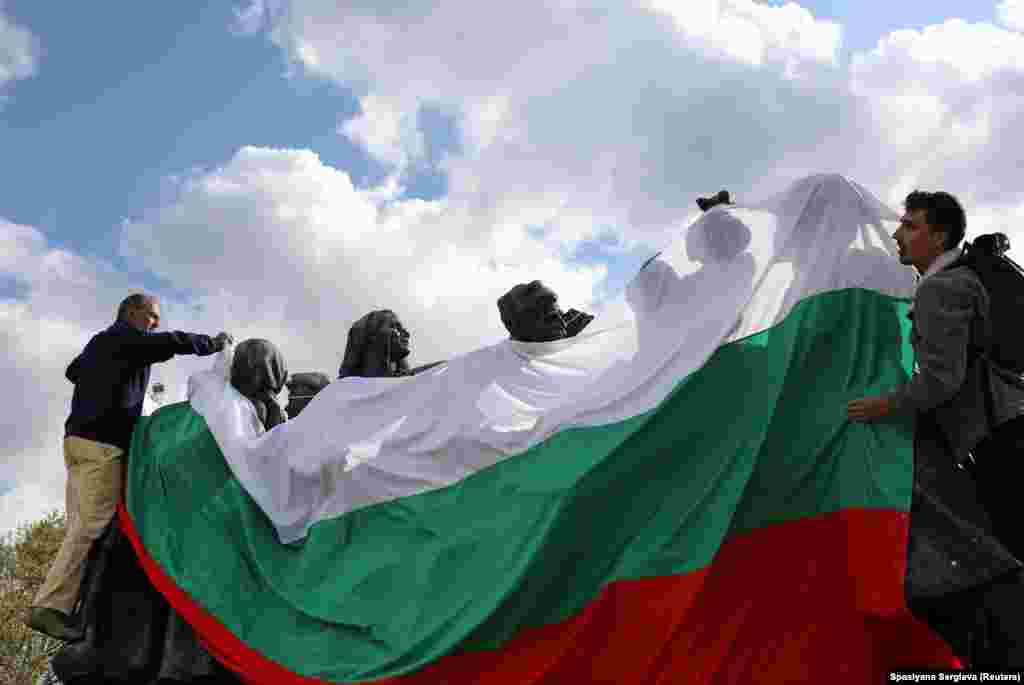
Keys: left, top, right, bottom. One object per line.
{"left": 410, "top": 360, "right": 447, "bottom": 375}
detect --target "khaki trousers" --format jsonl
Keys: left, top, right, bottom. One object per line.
{"left": 33, "top": 436, "right": 124, "bottom": 614}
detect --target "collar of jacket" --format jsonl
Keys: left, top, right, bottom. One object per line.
{"left": 109, "top": 319, "right": 147, "bottom": 336}
{"left": 908, "top": 247, "right": 965, "bottom": 318}
{"left": 917, "top": 247, "right": 965, "bottom": 287}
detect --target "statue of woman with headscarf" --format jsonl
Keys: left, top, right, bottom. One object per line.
{"left": 231, "top": 338, "right": 289, "bottom": 430}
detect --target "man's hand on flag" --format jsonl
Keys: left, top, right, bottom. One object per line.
{"left": 847, "top": 396, "right": 893, "bottom": 422}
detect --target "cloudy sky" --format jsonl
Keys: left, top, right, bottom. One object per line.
{"left": 2, "top": 0, "right": 1023, "bottom": 536}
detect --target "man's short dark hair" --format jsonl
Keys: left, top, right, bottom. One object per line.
{"left": 117, "top": 293, "right": 156, "bottom": 321}
{"left": 905, "top": 190, "right": 966, "bottom": 251}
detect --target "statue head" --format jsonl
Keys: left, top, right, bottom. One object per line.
{"left": 686, "top": 209, "right": 752, "bottom": 263}
{"left": 338, "top": 310, "right": 412, "bottom": 378}
{"left": 696, "top": 190, "right": 731, "bottom": 212}
{"left": 230, "top": 338, "right": 289, "bottom": 430}
{"left": 498, "top": 280, "right": 593, "bottom": 342}
{"left": 285, "top": 372, "right": 331, "bottom": 418}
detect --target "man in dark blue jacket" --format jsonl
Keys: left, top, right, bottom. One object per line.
{"left": 25, "top": 293, "right": 231, "bottom": 641}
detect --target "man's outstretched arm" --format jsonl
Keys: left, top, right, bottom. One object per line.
{"left": 113, "top": 330, "right": 233, "bottom": 368}
{"left": 848, "top": 275, "right": 977, "bottom": 422}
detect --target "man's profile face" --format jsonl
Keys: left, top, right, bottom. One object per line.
{"left": 502, "top": 281, "right": 567, "bottom": 342}
{"left": 127, "top": 301, "right": 161, "bottom": 332}
{"left": 893, "top": 209, "right": 944, "bottom": 271}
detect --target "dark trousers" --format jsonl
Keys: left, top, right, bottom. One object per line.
{"left": 962, "top": 415, "right": 1024, "bottom": 669}
{"left": 912, "top": 569, "right": 1024, "bottom": 670}
{"left": 907, "top": 411, "right": 1024, "bottom": 670}
{"left": 972, "top": 415, "right": 1024, "bottom": 563}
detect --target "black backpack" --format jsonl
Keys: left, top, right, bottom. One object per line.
{"left": 945, "top": 232, "right": 1024, "bottom": 374}
{"left": 942, "top": 233, "right": 1024, "bottom": 443}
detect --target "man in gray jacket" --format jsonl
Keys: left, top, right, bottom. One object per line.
{"left": 849, "top": 192, "right": 1024, "bottom": 453}
{"left": 849, "top": 190, "right": 1024, "bottom": 667}
{"left": 848, "top": 191, "right": 1024, "bottom": 505}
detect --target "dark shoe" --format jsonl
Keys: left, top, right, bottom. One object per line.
{"left": 24, "top": 607, "right": 84, "bottom": 642}
{"left": 51, "top": 622, "right": 102, "bottom": 682}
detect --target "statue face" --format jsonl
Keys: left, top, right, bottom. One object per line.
{"left": 377, "top": 312, "right": 411, "bottom": 360}
{"left": 501, "top": 281, "right": 568, "bottom": 342}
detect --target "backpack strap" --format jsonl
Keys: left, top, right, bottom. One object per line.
{"left": 946, "top": 250, "right": 1001, "bottom": 455}
{"left": 968, "top": 345, "right": 998, "bottom": 448}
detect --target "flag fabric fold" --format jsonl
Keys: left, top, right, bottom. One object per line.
{"left": 124, "top": 173, "right": 959, "bottom": 683}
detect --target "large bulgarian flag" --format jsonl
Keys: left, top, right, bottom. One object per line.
{"left": 120, "top": 173, "right": 959, "bottom": 683}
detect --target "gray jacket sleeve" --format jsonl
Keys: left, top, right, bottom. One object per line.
{"left": 885, "top": 272, "right": 981, "bottom": 414}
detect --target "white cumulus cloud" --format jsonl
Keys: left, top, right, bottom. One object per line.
{"left": 120, "top": 146, "right": 607, "bottom": 367}
{"left": 246, "top": 1, "right": 856, "bottom": 238}
{"left": 851, "top": 19, "right": 1024, "bottom": 96}
{"left": 341, "top": 94, "right": 426, "bottom": 169}
{"left": 647, "top": 0, "right": 842, "bottom": 76}
{"left": 998, "top": 1, "right": 1024, "bottom": 32}
{"left": 0, "top": 220, "right": 114, "bottom": 537}
{"left": 849, "top": 19, "right": 1024, "bottom": 207}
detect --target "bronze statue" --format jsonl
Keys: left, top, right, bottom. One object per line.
{"left": 230, "top": 338, "right": 288, "bottom": 429}
{"left": 339, "top": 310, "right": 412, "bottom": 378}
{"left": 696, "top": 190, "right": 731, "bottom": 212}
{"left": 285, "top": 372, "right": 331, "bottom": 418}
{"left": 497, "top": 280, "right": 594, "bottom": 342}
{"left": 338, "top": 310, "right": 447, "bottom": 380}
{"left": 51, "top": 520, "right": 241, "bottom": 684}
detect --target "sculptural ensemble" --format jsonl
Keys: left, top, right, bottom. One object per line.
{"left": 45, "top": 295, "right": 593, "bottom": 683}
{"left": 48, "top": 317, "right": 454, "bottom": 681}
{"left": 52, "top": 493, "right": 243, "bottom": 684}
{"left": 50, "top": 340, "right": 288, "bottom": 685}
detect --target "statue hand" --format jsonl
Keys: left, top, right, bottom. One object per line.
{"left": 213, "top": 332, "right": 234, "bottom": 350}
{"left": 696, "top": 190, "right": 731, "bottom": 212}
